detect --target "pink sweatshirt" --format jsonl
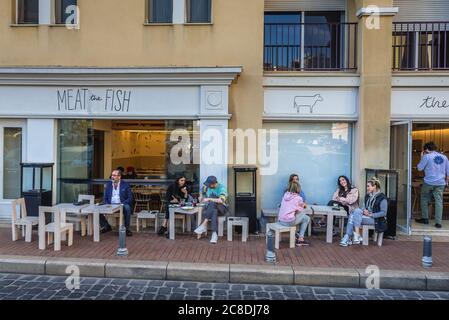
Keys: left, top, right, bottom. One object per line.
{"left": 278, "top": 192, "right": 305, "bottom": 223}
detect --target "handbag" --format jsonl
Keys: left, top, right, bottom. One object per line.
{"left": 374, "top": 217, "right": 388, "bottom": 233}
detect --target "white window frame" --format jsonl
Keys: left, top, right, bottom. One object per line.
{"left": 0, "top": 120, "right": 27, "bottom": 201}
{"left": 146, "top": 0, "right": 174, "bottom": 25}
{"left": 52, "top": 0, "right": 79, "bottom": 26}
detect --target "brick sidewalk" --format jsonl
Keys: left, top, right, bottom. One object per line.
{"left": 1, "top": 228, "right": 449, "bottom": 272}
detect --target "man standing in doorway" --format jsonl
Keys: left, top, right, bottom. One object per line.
{"left": 416, "top": 142, "right": 449, "bottom": 229}
{"left": 101, "top": 169, "right": 133, "bottom": 236}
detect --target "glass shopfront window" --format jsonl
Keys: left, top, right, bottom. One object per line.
{"left": 57, "top": 119, "right": 200, "bottom": 203}
{"left": 3, "top": 128, "right": 22, "bottom": 199}
{"left": 261, "top": 122, "right": 353, "bottom": 208}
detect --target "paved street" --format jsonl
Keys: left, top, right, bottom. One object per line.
{"left": 0, "top": 273, "right": 448, "bottom": 300}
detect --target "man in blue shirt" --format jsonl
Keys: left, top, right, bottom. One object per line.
{"left": 416, "top": 142, "right": 449, "bottom": 228}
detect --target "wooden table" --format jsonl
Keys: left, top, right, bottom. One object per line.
{"left": 54, "top": 203, "right": 90, "bottom": 236}
{"left": 310, "top": 205, "right": 347, "bottom": 244}
{"left": 81, "top": 204, "right": 123, "bottom": 242}
{"left": 168, "top": 206, "right": 203, "bottom": 240}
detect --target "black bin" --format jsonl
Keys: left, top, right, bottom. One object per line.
{"left": 21, "top": 163, "right": 54, "bottom": 217}
{"left": 234, "top": 166, "right": 257, "bottom": 234}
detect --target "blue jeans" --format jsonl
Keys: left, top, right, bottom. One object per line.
{"left": 344, "top": 209, "right": 374, "bottom": 237}
{"left": 279, "top": 212, "right": 310, "bottom": 237}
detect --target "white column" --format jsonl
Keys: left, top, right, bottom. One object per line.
{"left": 26, "top": 119, "right": 57, "bottom": 163}
{"left": 199, "top": 119, "right": 228, "bottom": 190}
{"left": 39, "top": 0, "right": 52, "bottom": 25}
{"left": 173, "top": 0, "right": 186, "bottom": 24}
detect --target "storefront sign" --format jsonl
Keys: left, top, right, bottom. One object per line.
{"left": 392, "top": 89, "right": 449, "bottom": 118}
{"left": 0, "top": 86, "right": 200, "bottom": 117}
{"left": 264, "top": 88, "right": 358, "bottom": 118}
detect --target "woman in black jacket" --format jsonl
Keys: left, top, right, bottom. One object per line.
{"left": 158, "top": 176, "right": 193, "bottom": 236}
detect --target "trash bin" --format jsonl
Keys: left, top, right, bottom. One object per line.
{"left": 21, "top": 163, "right": 54, "bottom": 217}
{"left": 234, "top": 166, "right": 258, "bottom": 234}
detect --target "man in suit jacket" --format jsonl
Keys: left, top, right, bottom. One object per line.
{"left": 101, "top": 169, "right": 133, "bottom": 236}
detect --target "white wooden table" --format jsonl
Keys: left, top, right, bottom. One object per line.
{"left": 54, "top": 203, "right": 90, "bottom": 236}
{"left": 81, "top": 204, "right": 123, "bottom": 242}
{"left": 168, "top": 206, "right": 203, "bottom": 240}
{"left": 310, "top": 205, "right": 347, "bottom": 244}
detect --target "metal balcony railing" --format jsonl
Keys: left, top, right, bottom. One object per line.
{"left": 264, "top": 22, "right": 358, "bottom": 72}
{"left": 393, "top": 22, "right": 449, "bottom": 71}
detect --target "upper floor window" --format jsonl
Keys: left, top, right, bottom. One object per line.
{"left": 186, "top": 0, "right": 211, "bottom": 23}
{"left": 393, "top": 22, "right": 449, "bottom": 71}
{"left": 55, "top": 0, "right": 78, "bottom": 25}
{"left": 17, "top": 0, "right": 39, "bottom": 24}
{"left": 147, "top": 0, "right": 173, "bottom": 23}
{"left": 264, "top": 11, "right": 357, "bottom": 71}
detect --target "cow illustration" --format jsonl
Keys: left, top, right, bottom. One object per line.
{"left": 293, "top": 94, "right": 324, "bottom": 114}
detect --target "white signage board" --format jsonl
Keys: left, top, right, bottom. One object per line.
{"left": 0, "top": 86, "right": 200, "bottom": 118}
{"left": 392, "top": 89, "right": 449, "bottom": 118}
{"left": 264, "top": 88, "right": 358, "bottom": 118}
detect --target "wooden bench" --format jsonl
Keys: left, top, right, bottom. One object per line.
{"left": 362, "top": 224, "right": 384, "bottom": 246}
{"left": 266, "top": 223, "right": 296, "bottom": 249}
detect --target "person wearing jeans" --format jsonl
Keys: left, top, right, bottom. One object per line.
{"left": 194, "top": 176, "right": 229, "bottom": 244}
{"left": 340, "top": 177, "right": 387, "bottom": 247}
{"left": 416, "top": 142, "right": 449, "bottom": 229}
{"left": 278, "top": 180, "right": 310, "bottom": 246}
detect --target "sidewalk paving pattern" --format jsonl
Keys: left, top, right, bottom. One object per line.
{"left": 1, "top": 273, "right": 449, "bottom": 300}
{"left": 1, "top": 228, "right": 449, "bottom": 272}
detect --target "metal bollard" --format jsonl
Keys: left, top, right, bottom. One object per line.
{"left": 116, "top": 225, "right": 128, "bottom": 257}
{"left": 265, "top": 230, "right": 276, "bottom": 263}
{"left": 422, "top": 235, "right": 432, "bottom": 268}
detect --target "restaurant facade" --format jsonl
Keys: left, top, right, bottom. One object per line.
{"left": 1, "top": 0, "right": 449, "bottom": 236}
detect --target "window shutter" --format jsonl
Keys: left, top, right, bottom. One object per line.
{"left": 265, "top": 0, "right": 346, "bottom": 12}
{"left": 393, "top": 0, "right": 449, "bottom": 22}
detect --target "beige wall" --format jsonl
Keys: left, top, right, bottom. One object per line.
{"left": 353, "top": 0, "right": 394, "bottom": 196}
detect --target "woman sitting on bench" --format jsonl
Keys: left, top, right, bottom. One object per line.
{"left": 278, "top": 180, "right": 310, "bottom": 247}
{"left": 340, "top": 177, "right": 387, "bottom": 247}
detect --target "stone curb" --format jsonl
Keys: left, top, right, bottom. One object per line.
{"left": 1, "top": 255, "right": 448, "bottom": 291}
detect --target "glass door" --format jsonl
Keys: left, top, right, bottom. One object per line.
{"left": 390, "top": 121, "right": 412, "bottom": 234}
{"left": 57, "top": 120, "right": 93, "bottom": 203}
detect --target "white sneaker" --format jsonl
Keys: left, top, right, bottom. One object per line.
{"left": 210, "top": 232, "right": 218, "bottom": 244}
{"left": 339, "top": 234, "right": 352, "bottom": 247}
{"left": 194, "top": 224, "right": 207, "bottom": 235}
{"left": 353, "top": 233, "right": 363, "bottom": 245}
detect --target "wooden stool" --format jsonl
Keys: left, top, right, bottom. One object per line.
{"left": 266, "top": 223, "right": 296, "bottom": 249}
{"left": 227, "top": 217, "right": 249, "bottom": 242}
{"left": 200, "top": 216, "right": 226, "bottom": 239}
{"left": 362, "top": 225, "right": 383, "bottom": 246}
{"left": 39, "top": 206, "right": 74, "bottom": 251}
{"left": 136, "top": 210, "right": 158, "bottom": 232}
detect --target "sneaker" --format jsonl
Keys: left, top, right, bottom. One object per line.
{"left": 415, "top": 218, "right": 429, "bottom": 225}
{"left": 339, "top": 234, "right": 352, "bottom": 247}
{"left": 435, "top": 223, "right": 442, "bottom": 229}
{"left": 295, "top": 239, "right": 310, "bottom": 247}
{"left": 210, "top": 232, "right": 218, "bottom": 244}
{"left": 157, "top": 226, "right": 167, "bottom": 236}
{"left": 194, "top": 224, "right": 207, "bottom": 235}
{"left": 352, "top": 233, "right": 363, "bottom": 245}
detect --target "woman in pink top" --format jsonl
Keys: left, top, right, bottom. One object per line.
{"left": 278, "top": 181, "right": 311, "bottom": 246}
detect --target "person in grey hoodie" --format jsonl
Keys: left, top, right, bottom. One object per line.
{"left": 415, "top": 142, "right": 449, "bottom": 229}
{"left": 340, "top": 177, "right": 387, "bottom": 247}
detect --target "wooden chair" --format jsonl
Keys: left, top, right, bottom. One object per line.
{"left": 362, "top": 225, "right": 384, "bottom": 246}
{"left": 11, "top": 198, "right": 38, "bottom": 242}
{"left": 266, "top": 223, "right": 296, "bottom": 249}
{"left": 39, "top": 206, "right": 74, "bottom": 251}
{"left": 66, "top": 194, "right": 95, "bottom": 236}
{"left": 132, "top": 186, "right": 151, "bottom": 213}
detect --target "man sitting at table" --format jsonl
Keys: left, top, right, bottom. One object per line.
{"left": 100, "top": 169, "right": 133, "bottom": 236}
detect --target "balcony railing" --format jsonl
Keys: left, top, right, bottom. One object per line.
{"left": 264, "top": 22, "right": 358, "bottom": 72}
{"left": 393, "top": 22, "right": 449, "bottom": 71}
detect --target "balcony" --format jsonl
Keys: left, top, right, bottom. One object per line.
{"left": 393, "top": 22, "right": 449, "bottom": 71}
{"left": 264, "top": 22, "right": 358, "bottom": 72}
